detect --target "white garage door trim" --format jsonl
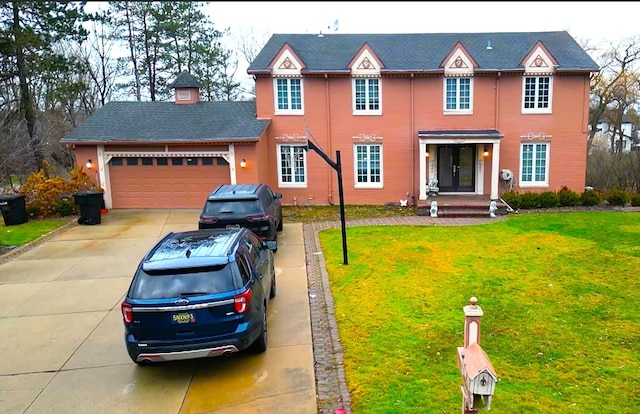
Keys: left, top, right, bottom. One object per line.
{"left": 96, "top": 144, "right": 239, "bottom": 209}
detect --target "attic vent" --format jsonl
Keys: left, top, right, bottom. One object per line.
{"left": 486, "top": 40, "right": 493, "bottom": 50}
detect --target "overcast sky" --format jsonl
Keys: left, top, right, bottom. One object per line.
{"left": 85, "top": 1, "right": 640, "bottom": 96}
{"left": 208, "top": 1, "right": 638, "bottom": 47}
{"left": 205, "top": 1, "right": 640, "bottom": 89}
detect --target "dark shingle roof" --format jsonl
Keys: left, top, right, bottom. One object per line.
{"left": 60, "top": 101, "right": 269, "bottom": 143}
{"left": 248, "top": 31, "right": 599, "bottom": 73}
{"left": 168, "top": 71, "right": 203, "bottom": 88}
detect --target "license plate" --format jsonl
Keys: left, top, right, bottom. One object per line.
{"left": 172, "top": 312, "right": 195, "bottom": 324}
{"left": 226, "top": 224, "right": 240, "bottom": 229}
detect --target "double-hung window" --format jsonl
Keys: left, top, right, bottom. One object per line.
{"left": 444, "top": 77, "right": 472, "bottom": 113}
{"left": 275, "top": 78, "right": 303, "bottom": 114}
{"left": 520, "top": 143, "right": 549, "bottom": 186}
{"left": 277, "top": 144, "right": 306, "bottom": 187}
{"left": 522, "top": 76, "right": 552, "bottom": 113}
{"left": 354, "top": 144, "right": 383, "bottom": 188}
{"left": 353, "top": 78, "right": 381, "bottom": 115}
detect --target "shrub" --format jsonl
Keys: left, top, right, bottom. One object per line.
{"left": 557, "top": 186, "right": 580, "bottom": 207}
{"left": 519, "top": 192, "right": 541, "bottom": 209}
{"left": 631, "top": 193, "right": 640, "bottom": 207}
{"left": 580, "top": 189, "right": 602, "bottom": 206}
{"left": 538, "top": 191, "right": 559, "bottom": 208}
{"left": 605, "top": 189, "right": 630, "bottom": 206}
{"left": 19, "top": 162, "right": 100, "bottom": 219}
{"left": 56, "top": 199, "right": 76, "bottom": 217}
{"left": 500, "top": 191, "right": 521, "bottom": 209}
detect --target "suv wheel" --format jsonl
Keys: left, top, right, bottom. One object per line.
{"left": 277, "top": 218, "right": 283, "bottom": 232}
{"left": 269, "top": 273, "right": 276, "bottom": 299}
{"left": 248, "top": 304, "right": 267, "bottom": 353}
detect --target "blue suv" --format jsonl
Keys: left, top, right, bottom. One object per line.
{"left": 121, "top": 227, "right": 277, "bottom": 364}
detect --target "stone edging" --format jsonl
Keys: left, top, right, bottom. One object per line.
{"left": 0, "top": 217, "right": 78, "bottom": 266}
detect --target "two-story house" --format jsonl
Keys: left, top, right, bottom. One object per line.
{"left": 61, "top": 31, "right": 599, "bottom": 209}
{"left": 592, "top": 112, "right": 638, "bottom": 152}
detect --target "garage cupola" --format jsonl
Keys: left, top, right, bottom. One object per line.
{"left": 168, "top": 71, "right": 203, "bottom": 105}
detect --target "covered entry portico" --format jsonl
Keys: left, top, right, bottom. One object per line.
{"left": 418, "top": 130, "right": 503, "bottom": 200}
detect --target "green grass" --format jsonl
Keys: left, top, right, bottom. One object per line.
{"left": 283, "top": 204, "right": 416, "bottom": 223}
{"left": 0, "top": 218, "right": 69, "bottom": 246}
{"left": 318, "top": 212, "right": 640, "bottom": 413}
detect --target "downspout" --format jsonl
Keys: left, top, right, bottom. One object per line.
{"left": 325, "top": 74, "right": 334, "bottom": 205}
{"left": 410, "top": 73, "right": 415, "bottom": 205}
{"left": 494, "top": 72, "right": 501, "bottom": 130}
{"left": 493, "top": 72, "right": 501, "bottom": 198}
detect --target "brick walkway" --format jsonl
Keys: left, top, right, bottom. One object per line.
{"left": 303, "top": 216, "right": 505, "bottom": 414}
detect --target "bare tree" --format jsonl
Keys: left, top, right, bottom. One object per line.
{"left": 588, "top": 36, "right": 640, "bottom": 153}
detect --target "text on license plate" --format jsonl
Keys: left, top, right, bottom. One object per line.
{"left": 226, "top": 224, "right": 240, "bottom": 229}
{"left": 172, "top": 312, "right": 195, "bottom": 324}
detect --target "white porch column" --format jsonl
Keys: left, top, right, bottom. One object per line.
{"left": 419, "top": 141, "right": 427, "bottom": 200}
{"left": 491, "top": 141, "right": 501, "bottom": 199}
{"left": 96, "top": 145, "right": 113, "bottom": 209}
{"left": 229, "top": 144, "right": 237, "bottom": 184}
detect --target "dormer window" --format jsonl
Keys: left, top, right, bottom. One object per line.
{"left": 353, "top": 78, "right": 381, "bottom": 115}
{"left": 274, "top": 78, "right": 303, "bottom": 115}
{"left": 348, "top": 44, "right": 383, "bottom": 115}
{"left": 522, "top": 76, "right": 551, "bottom": 113}
{"left": 177, "top": 89, "right": 191, "bottom": 101}
{"left": 444, "top": 77, "right": 472, "bottom": 113}
{"left": 520, "top": 42, "right": 556, "bottom": 114}
{"left": 440, "top": 43, "right": 476, "bottom": 115}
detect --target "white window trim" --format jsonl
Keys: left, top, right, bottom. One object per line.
{"left": 353, "top": 143, "right": 383, "bottom": 189}
{"left": 176, "top": 89, "right": 191, "bottom": 101}
{"left": 519, "top": 142, "right": 550, "bottom": 188}
{"left": 443, "top": 77, "right": 473, "bottom": 115}
{"left": 277, "top": 144, "right": 307, "bottom": 188}
{"left": 352, "top": 78, "right": 382, "bottom": 116}
{"left": 274, "top": 78, "right": 304, "bottom": 115}
{"left": 521, "top": 76, "right": 553, "bottom": 114}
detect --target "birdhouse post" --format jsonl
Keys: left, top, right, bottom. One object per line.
{"left": 456, "top": 297, "right": 498, "bottom": 413}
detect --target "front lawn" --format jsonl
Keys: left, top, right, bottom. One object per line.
{"left": 0, "top": 218, "right": 69, "bottom": 247}
{"left": 318, "top": 212, "right": 640, "bottom": 413}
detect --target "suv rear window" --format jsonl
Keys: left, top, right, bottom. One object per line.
{"left": 129, "top": 264, "right": 240, "bottom": 299}
{"left": 203, "top": 200, "right": 262, "bottom": 216}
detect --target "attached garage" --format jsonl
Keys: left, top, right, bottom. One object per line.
{"left": 108, "top": 155, "right": 231, "bottom": 208}
{"left": 60, "top": 71, "right": 271, "bottom": 210}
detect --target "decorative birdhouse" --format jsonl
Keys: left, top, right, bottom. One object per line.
{"left": 459, "top": 342, "right": 498, "bottom": 410}
{"left": 457, "top": 297, "right": 499, "bottom": 412}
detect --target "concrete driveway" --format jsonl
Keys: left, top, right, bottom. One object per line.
{"left": 0, "top": 210, "right": 316, "bottom": 414}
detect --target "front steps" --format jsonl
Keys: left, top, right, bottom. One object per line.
{"left": 416, "top": 196, "right": 509, "bottom": 218}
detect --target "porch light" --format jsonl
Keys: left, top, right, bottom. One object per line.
{"left": 240, "top": 158, "right": 247, "bottom": 168}
{"left": 85, "top": 159, "right": 93, "bottom": 169}
{"left": 425, "top": 151, "right": 430, "bottom": 158}
{"left": 483, "top": 147, "right": 489, "bottom": 158}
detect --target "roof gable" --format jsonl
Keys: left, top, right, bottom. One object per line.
{"left": 520, "top": 41, "right": 558, "bottom": 75}
{"left": 269, "top": 43, "right": 305, "bottom": 76}
{"left": 441, "top": 42, "right": 478, "bottom": 76}
{"left": 348, "top": 43, "right": 384, "bottom": 76}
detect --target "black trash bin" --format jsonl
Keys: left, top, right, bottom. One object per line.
{"left": 73, "top": 190, "right": 104, "bottom": 225}
{"left": 0, "top": 194, "right": 28, "bottom": 226}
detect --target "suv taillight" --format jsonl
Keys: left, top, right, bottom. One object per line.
{"left": 234, "top": 289, "right": 252, "bottom": 313}
{"left": 199, "top": 216, "right": 218, "bottom": 223}
{"left": 121, "top": 302, "right": 133, "bottom": 324}
{"left": 247, "top": 214, "right": 269, "bottom": 222}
